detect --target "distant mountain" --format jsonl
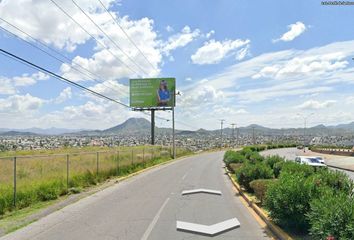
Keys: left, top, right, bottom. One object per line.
{"left": 102, "top": 118, "right": 151, "bottom": 135}
{"left": 0, "top": 131, "right": 38, "bottom": 136}
{"left": 0, "top": 127, "right": 86, "bottom": 135}
{"left": 330, "top": 122, "right": 354, "bottom": 130}
{"left": 2, "top": 118, "right": 354, "bottom": 137}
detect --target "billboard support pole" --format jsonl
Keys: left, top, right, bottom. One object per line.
{"left": 172, "top": 106, "right": 175, "bottom": 159}
{"left": 151, "top": 109, "right": 155, "bottom": 145}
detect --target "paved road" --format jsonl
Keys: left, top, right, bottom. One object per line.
{"left": 261, "top": 148, "right": 354, "bottom": 180}
{"left": 1, "top": 152, "right": 270, "bottom": 240}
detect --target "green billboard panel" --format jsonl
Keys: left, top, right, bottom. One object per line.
{"left": 130, "top": 78, "right": 176, "bottom": 108}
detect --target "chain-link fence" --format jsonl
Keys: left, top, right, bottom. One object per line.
{"left": 0, "top": 146, "right": 188, "bottom": 214}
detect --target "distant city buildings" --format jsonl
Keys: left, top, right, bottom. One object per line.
{"left": 1, "top": 132, "right": 353, "bottom": 153}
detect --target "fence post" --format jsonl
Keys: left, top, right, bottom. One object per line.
{"left": 131, "top": 149, "right": 134, "bottom": 165}
{"left": 96, "top": 152, "right": 99, "bottom": 175}
{"left": 143, "top": 148, "right": 145, "bottom": 164}
{"left": 13, "top": 156, "right": 17, "bottom": 207}
{"left": 117, "top": 150, "right": 120, "bottom": 175}
{"left": 66, "top": 154, "right": 69, "bottom": 190}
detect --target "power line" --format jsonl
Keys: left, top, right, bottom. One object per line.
{"left": 0, "top": 21, "right": 131, "bottom": 102}
{"left": 0, "top": 24, "right": 125, "bottom": 98}
{"left": 49, "top": 0, "right": 140, "bottom": 77}
{"left": 0, "top": 48, "right": 130, "bottom": 107}
{"left": 96, "top": 0, "right": 159, "bottom": 74}
{"left": 70, "top": 0, "right": 149, "bottom": 76}
{"left": 0, "top": 17, "right": 101, "bottom": 81}
{"left": 0, "top": 48, "right": 171, "bottom": 122}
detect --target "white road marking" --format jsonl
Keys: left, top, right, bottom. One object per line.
{"left": 176, "top": 218, "right": 240, "bottom": 236}
{"left": 181, "top": 188, "right": 222, "bottom": 196}
{"left": 141, "top": 197, "right": 170, "bottom": 240}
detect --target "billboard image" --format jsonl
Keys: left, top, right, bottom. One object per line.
{"left": 130, "top": 78, "right": 176, "bottom": 108}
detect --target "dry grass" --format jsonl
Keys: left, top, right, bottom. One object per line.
{"left": 0, "top": 145, "right": 191, "bottom": 215}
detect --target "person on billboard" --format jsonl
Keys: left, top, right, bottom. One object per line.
{"left": 157, "top": 80, "right": 170, "bottom": 106}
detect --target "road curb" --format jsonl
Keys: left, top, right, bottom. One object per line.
{"left": 326, "top": 164, "right": 354, "bottom": 172}
{"left": 225, "top": 168, "right": 293, "bottom": 240}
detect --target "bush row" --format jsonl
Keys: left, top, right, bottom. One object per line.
{"left": 224, "top": 146, "right": 354, "bottom": 239}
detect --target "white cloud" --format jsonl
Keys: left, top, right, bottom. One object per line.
{"left": 0, "top": 0, "right": 114, "bottom": 52}
{"left": 60, "top": 15, "right": 162, "bottom": 80}
{"left": 0, "top": 72, "right": 49, "bottom": 94}
{"left": 252, "top": 52, "right": 348, "bottom": 80}
{"left": 0, "top": 93, "right": 44, "bottom": 113}
{"left": 54, "top": 87, "right": 72, "bottom": 103}
{"left": 88, "top": 80, "right": 129, "bottom": 101}
{"left": 185, "top": 77, "right": 192, "bottom": 81}
{"left": 212, "top": 106, "right": 248, "bottom": 116}
{"left": 161, "top": 25, "right": 201, "bottom": 56}
{"left": 296, "top": 100, "right": 337, "bottom": 110}
{"left": 345, "top": 96, "right": 354, "bottom": 104}
{"left": 190, "top": 40, "right": 354, "bottom": 100}
{"left": 179, "top": 85, "right": 224, "bottom": 108}
{"left": 274, "top": 21, "right": 307, "bottom": 42}
{"left": 206, "top": 30, "right": 215, "bottom": 39}
{"left": 166, "top": 25, "right": 173, "bottom": 32}
{"left": 191, "top": 38, "right": 250, "bottom": 65}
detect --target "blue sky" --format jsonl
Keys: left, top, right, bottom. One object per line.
{"left": 0, "top": 0, "right": 354, "bottom": 130}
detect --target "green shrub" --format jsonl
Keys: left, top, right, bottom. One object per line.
{"left": 273, "top": 161, "right": 286, "bottom": 178}
{"left": 313, "top": 169, "right": 354, "bottom": 194}
{"left": 248, "top": 152, "right": 264, "bottom": 163}
{"left": 236, "top": 162, "right": 273, "bottom": 192}
{"left": 307, "top": 190, "right": 354, "bottom": 240}
{"left": 250, "top": 179, "right": 277, "bottom": 204}
{"left": 249, "top": 145, "right": 267, "bottom": 152}
{"left": 280, "top": 161, "right": 314, "bottom": 178}
{"left": 239, "top": 147, "right": 253, "bottom": 158}
{"left": 223, "top": 151, "right": 246, "bottom": 165}
{"left": 264, "top": 155, "right": 285, "bottom": 170}
{"left": 264, "top": 171, "right": 324, "bottom": 231}
{"left": 228, "top": 163, "right": 243, "bottom": 173}
{"left": 223, "top": 150, "right": 236, "bottom": 162}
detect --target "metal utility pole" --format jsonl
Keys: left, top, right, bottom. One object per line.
{"left": 231, "top": 123, "right": 236, "bottom": 138}
{"left": 220, "top": 119, "right": 225, "bottom": 148}
{"left": 172, "top": 91, "right": 180, "bottom": 159}
{"left": 151, "top": 109, "right": 155, "bottom": 145}
{"left": 231, "top": 123, "right": 236, "bottom": 147}
{"left": 172, "top": 107, "right": 175, "bottom": 159}
{"left": 252, "top": 126, "right": 256, "bottom": 145}
{"left": 236, "top": 126, "right": 240, "bottom": 146}
{"left": 297, "top": 113, "right": 314, "bottom": 152}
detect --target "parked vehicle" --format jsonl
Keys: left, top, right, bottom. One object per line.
{"left": 295, "top": 156, "right": 326, "bottom": 167}
{"left": 313, "top": 156, "right": 325, "bottom": 164}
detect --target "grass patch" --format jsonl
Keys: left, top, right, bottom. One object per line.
{"left": 0, "top": 198, "right": 62, "bottom": 234}
{"left": 0, "top": 146, "right": 191, "bottom": 217}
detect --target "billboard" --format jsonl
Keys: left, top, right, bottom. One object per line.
{"left": 130, "top": 78, "right": 176, "bottom": 108}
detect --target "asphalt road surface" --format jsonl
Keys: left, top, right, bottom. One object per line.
{"left": 261, "top": 148, "right": 354, "bottom": 180}
{"left": 1, "top": 151, "right": 270, "bottom": 240}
